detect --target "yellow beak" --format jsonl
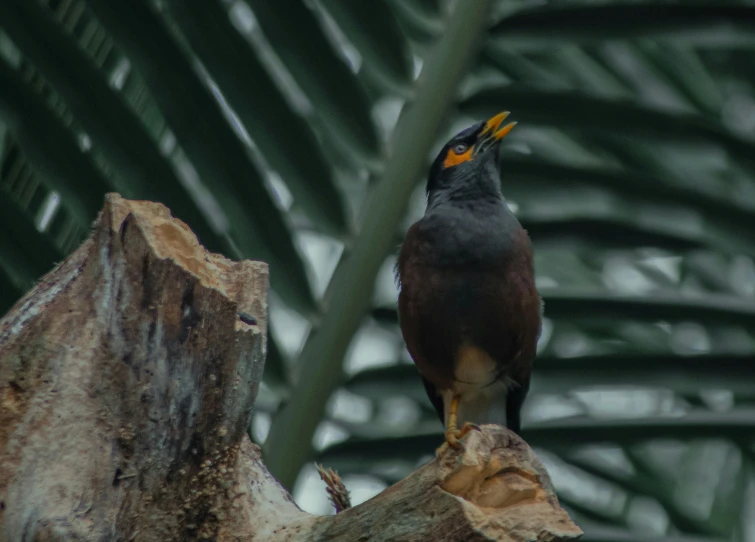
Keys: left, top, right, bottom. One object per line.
{"left": 480, "top": 111, "right": 517, "bottom": 141}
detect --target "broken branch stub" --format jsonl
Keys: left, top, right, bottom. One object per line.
{"left": 304, "top": 426, "right": 583, "bottom": 542}
{"left": 0, "top": 194, "right": 268, "bottom": 540}
{"left": 0, "top": 194, "right": 581, "bottom": 541}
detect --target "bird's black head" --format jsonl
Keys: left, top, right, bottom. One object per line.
{"left": 426, "top": 112, "right": 516, "bottom": 204}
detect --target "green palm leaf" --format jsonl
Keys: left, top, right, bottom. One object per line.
{"left": 244, "top": 0, "right": 380, "bottom": 159}
{"left": 160, "top": 0, "right": 349, "bottom": 238}
{"left": 2, "top": 1, "right": 754, "bottom": 539}
{"left": 490, "top": 4, "right": 755, "bottom": 49}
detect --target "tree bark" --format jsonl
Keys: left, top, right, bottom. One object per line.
{"left": 0, "top": 194, "right": 582, "bottom": 541}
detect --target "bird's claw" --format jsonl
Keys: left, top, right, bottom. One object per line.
{"left": 435, "top": 422, "right": 481, "bottom": 457}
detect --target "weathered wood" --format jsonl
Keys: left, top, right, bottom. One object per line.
{"left": 0, "top": 194, "right": 581, "bottom": 541}
{"left": 0, "top": 194, "right": 268, "bottom": 540}
{"left": 253, "top": 425, "right": 583, "bottom": 542}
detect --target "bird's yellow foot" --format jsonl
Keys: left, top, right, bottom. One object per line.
{"left": 435, "top": 422, "right": 481, "bottom": 457}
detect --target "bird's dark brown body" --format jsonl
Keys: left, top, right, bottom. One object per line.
{"left": 396, "top": 113, "right": 541, "bottom": 438}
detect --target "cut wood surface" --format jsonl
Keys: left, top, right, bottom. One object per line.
{"left": 0, "top": 194, "right": 582, "bottom": 541}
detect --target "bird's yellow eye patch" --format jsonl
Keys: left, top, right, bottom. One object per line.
{"left": 443, "top": 145, "right": 473, "bottom": 169}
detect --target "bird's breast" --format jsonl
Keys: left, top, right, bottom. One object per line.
{"left": 416, "top": 203, "right": 521, "bottom": 269}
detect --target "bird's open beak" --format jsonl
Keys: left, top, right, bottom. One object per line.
{"left": 475, "top": 111, "right": 516, "bottom": 154}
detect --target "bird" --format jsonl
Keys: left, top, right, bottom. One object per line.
{"left": 395, "top": 112, "right": 542, "bottom": 454}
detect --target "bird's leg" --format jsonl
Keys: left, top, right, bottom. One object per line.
{"left": 445, "top": 394, "right": 463, "bottom": 447}
{"left": 435, "top": 395, "right": 480, "bottom": 456}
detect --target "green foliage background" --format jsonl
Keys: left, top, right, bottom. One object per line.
{"left": 1, "top": 1, "right": 754, "bottom": 540}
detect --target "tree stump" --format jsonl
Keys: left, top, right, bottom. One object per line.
{"left": 0, "top": 194, "right": 582, "bottom": 541}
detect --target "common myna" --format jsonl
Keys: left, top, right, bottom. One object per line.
{"left": 396, "top": 112, "right": 541, "bottom": 454}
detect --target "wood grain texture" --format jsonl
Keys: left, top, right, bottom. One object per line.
{"left": 0, "top": 194, "right": 268, "bottom": 540}
{"left": 304, "top": 426, "right": 582, "bottom": 542}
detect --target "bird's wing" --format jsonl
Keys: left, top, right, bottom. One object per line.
{"left": 421, "top": 376, "right": 445, "bottom": 424}
{"left": 397, "top": 223, "right": 457, "bottom": 420}
{"left": 396, "top": 223, "right": 423, "bottom": 365}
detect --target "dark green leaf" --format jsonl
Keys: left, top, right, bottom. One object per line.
{"left": 86, "top": 0, "right": 318, "bottom": 315}
{"left": 460, "top": 86, "right": 755, "bottom": 170}
{"left": 0, "top": 57, "right": 108, "bottom": 224}
{"left": 0, "top": 0, "right": 224, "bottom": 254}
{"left": 498, "top": 156, "right": 755, "bottom": 255}
{"left": 566, "top": 455, "right": 727, "bottom": 536}
{"left": 245, "top": 0, "right": 380, "bottom": 158}
{"left": 318, "top": 410, "right": 755, "bottom": 466}
{"left": 0, "top": 271, "right": 24, "bottom": 316}
{"left": 525, "top": 219, "right": 705, "bottom": 253}
{"left": 0, "top": 188, "right": 63, "bottom": 281}
{"left": 526, "top": 411, "right": 755, "bottom": 447}
{"left": 344, "top": 364, "right": 427, "bottom": 402}
{"left": 392, "top": 217, "right": 709, "bottom": 253}
{"left": 535, "top": 353, "right": 755, "bottom": 397}
{"left": 542, "top": 289, "right": 755, "bottom": 326}
{"left": 579, "top": 528, "right": 723, "bottom": 542}
{"left": 384, "top": 0, "right": 443, "bottom": 43}
{"left": 636, "top": 43, "right": 725, "bottom": 119}
{"left": 345, "top": 354, "right": 755, "bottom": 401}
{"left": 162, "top": 0, "right": 348, "bottom": 237}
{"left": 503, "top": 156, "right": 755, "bottom": 227}
{"left": 483, "top": 46, "right": 571, "bottom": 90}
{"left": 374, "top": 289, "right": 755, "bottom": 327}
{"left": 318, "top": 0, "right": 412, "bottom": 90}
{"left": 491, "top": 5, "right": 755, "bottom": 50}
